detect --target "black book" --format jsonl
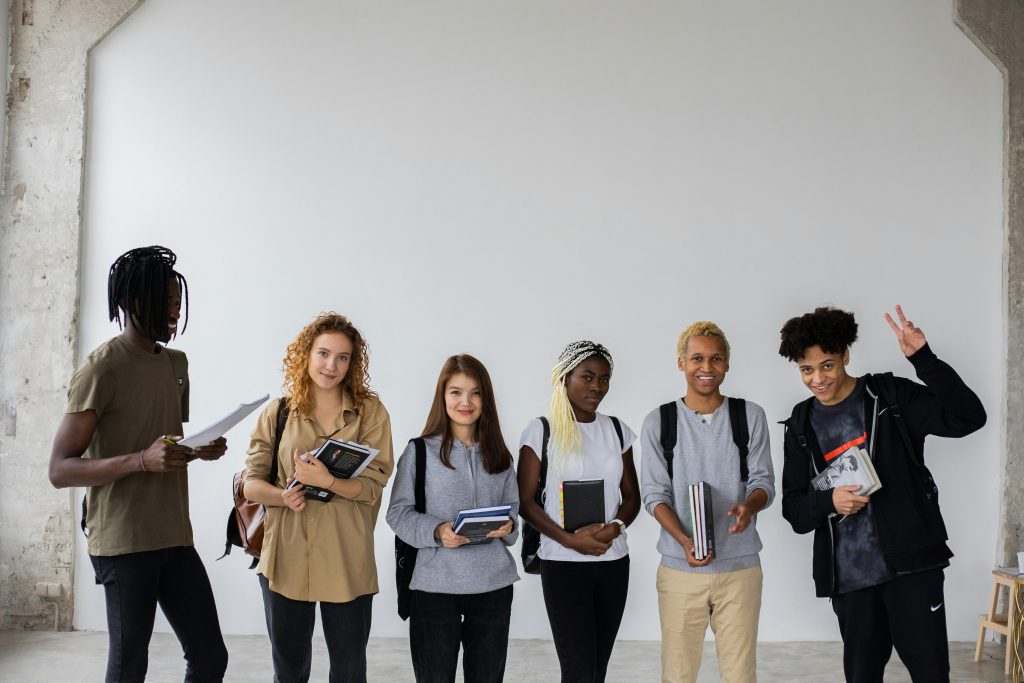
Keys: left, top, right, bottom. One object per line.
{"left": 687, "top": 481, "right": 715, "bottom": 560}
{"left": 561, "top": 479, "right": 605, "bottom": 532}
{"left": 286, "top": 439, "right": 379, "bottom": 502}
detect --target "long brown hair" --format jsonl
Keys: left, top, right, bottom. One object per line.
{"left": 420, "top": 354, "right": 512, "bottom": 474}
{"left": 282, "top": 312, "right": 376, "bottom": 419}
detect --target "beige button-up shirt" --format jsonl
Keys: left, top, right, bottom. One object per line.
{"left": 245, "top": 391, "right": 394, "bottom": 603}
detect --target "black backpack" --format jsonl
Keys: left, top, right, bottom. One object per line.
{"left": 520, "top": 416, "right": 623, "bottom": 575}
{"left": 659, "top": 398, "right": 750, "bottom": 481}
{"left": 395, "top": 438, "right": 427, "bottom": 620}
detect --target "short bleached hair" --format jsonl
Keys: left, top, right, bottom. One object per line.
{"left": 677, "top": 321, "right": 730, "bottom": 362}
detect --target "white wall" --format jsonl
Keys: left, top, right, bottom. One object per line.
{"left": 75, "top": 0, "right": 1004, "bottom": 642}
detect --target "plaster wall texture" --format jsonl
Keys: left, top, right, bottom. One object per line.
{"left": 955, "top": 0, "right": 1024, "bottom": 565}
{"left": 0, "top": 0, "right": 142, "bottom": 630}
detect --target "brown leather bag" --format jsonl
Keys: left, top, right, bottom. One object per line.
{"left": 221, "top": 398, "right": 289, "bottom": 567}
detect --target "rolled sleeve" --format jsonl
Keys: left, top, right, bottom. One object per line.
{"left": 245, "top": 400, "right": 279, "bottom": 484}
{"left": 640, "top": 410, "right": 675, "bottom": 516}
{"left": 341, "top": 404, "right": 394, "bottom": 505}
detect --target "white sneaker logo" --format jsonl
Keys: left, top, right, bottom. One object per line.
{"left": 930, "top": 603, "right": 943, "bottom": 612}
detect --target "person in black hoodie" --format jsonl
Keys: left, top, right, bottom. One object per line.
{"left": 779, "top": 305, "right": 986, "bottom": 683}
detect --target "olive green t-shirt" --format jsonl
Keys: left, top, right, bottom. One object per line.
{"left": 67, "top": 335, "right": 192, "bottom": 556}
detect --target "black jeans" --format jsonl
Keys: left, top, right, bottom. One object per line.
{"left": 831, "top": 568, "right": 949, "bottom": 683}
{"left": 89, "top": 546, "right": 228, "bottom": 683}
{"left": 259, "top": 574, "right": 373, "bottom": 683}
{"left": 540, "top": 556, "right": 630, "bottom": 683}
{"left": 409, "top": 585, "right": 514, "bottom": 683}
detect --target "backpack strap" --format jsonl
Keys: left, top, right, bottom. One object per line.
{"left": 659, "top": 402, "right": 678, "bottom": 479}
{"left": 273, "top": 397, "right": 290, "bottom": 471}
{"left": 727, "top": 397, "right": 750, "bottom": 482}
{"left": 536, "top": 417, "right": 550, "bottom": 505}
{"left": 412, "top": 438, "right": 427, "bottom": 514}
{"left": 868, "top": 372, "right": 921, "bottom": 467}
{"left": 609, "top": 416, "right": 624, "bottom": 451}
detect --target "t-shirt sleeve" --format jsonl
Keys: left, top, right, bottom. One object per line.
{"left": 620, "top": 420, "right": 637, "bottom": 453}
{"left": 65, "top": 359, "right": 114, "bottom": 417}
{"left": 518, "top": 418, "right": 544, "bottom": 455}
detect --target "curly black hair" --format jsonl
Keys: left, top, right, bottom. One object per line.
{"left": 778, "top": 306, "right": 858, "bottom": 361}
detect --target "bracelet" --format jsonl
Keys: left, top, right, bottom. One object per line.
{"left": 138, "top": 450, "right": 147, "bottom": 472}
{"left": 328, "top": 475, "right": 337, "bottom": 490}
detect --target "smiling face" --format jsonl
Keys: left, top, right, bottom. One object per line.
{"left": 564, "top": 355, "right": 611, "bottom": 421}
{"left": 307, "top": 332, "right": 354, "bottom": 393}
{"left": 797, "top": 344, "right": 855, "bottom": 405}
{"left": 147, "top": 279, "right": 182, "bottom": 344}
{"left": 444, "top": 372, "right": 483, "bottom": 433}
{"left": 678, "top": 334, "right": 729, "bottom": 401}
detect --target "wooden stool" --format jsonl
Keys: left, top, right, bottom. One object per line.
{"left": 976, "top": 567, "right": 1020, "bottom": 676}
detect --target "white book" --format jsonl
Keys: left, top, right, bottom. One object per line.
{"left": 811, "top": 446, "right": 882, "bottom": 497}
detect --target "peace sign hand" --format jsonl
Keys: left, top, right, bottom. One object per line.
{"left": 884, "top": 305, "right": 927, "bottom": 357}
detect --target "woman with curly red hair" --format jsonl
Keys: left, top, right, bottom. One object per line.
{"left": 243, "top": 312, "right": 393, "bottom": 683}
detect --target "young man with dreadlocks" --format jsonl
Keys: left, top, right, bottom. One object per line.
{"left": 640, "top": 321, "right": 775, "bottom": 683}
{"left": 49, "top": 246, "right": 229, "bottom": 682}
{"left": 779, "top": 305, "right": 986, "bottom": 683}
{"left": 517, "top": 341, "right": 641, "bottom": 683}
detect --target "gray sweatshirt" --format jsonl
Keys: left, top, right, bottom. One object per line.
{"left": 386, "top": 435, "right": 521, "bottom": 594}
{"left": 640, "top": 397, "right": 775, "bottom": 573}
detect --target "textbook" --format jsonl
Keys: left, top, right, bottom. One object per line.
{"left": 285, "top": 439, "right": 380, "bottom": 502}
{"left": 453, "top": 505, "right": 513, "bottom": 544}
{"left": 688, "top": 481, "right": 714, "bottom": 561}
{"left": 810, "top": 446, "right": 882, "bottom": 497}
{"left": 560, "top": 479, "right": 605, "bottom": 533}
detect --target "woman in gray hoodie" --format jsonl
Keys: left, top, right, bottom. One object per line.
{"left": 387, "top": 354, "right": 520, "bottom": 683}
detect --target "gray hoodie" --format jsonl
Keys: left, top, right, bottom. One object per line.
{"left": 386, "top": 435, "right": 521, "bottom": 594}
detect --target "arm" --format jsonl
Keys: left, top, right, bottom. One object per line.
{"left": 652, "top": 502, "right": 712, "bottom": 567}
{"left": 885, "top": 306, "right": 986, "bottom": 438}
{"left": 517, "top": 445, "right": 610, "bottom": 556}
{"left": 780, "top": 424, "right": 840, "bottom": 534}
{"left": 490, "top": 463, "right": 521, "bottom": 546}
{"left": 49, "top": 410, "right": 191, "bottom": 488}
{"left": 334, "top": 405, "right": 395, "bottom": 505}
{"left": 241, "top": 401, "right": 304, "bottom": 510}
{"left": 594, "top": 447, "right": 640, "bottom": 543}
{"left": 728, "top": 405, "right": 775, "bottom": 533}
{"left": 385, "top": 441, "right": 450, "bottom": 549}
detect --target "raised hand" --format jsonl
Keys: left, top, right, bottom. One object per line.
{"left": 884, "top": 304, "right": 927, "bottom": 357}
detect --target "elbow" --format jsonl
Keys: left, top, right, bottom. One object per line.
{"left": 48, "top": 463, "right": 70, "bottom": 489}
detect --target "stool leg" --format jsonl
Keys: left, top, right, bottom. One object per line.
{"left": 977, "top": 620, "right": 986, "bottom": 661}
{"left": 1007, "top": 582, "right": 1018, "bottom": 676}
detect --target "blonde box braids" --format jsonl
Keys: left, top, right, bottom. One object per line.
{"left": 547, "top": 340, "right": 614, "bottom": 467}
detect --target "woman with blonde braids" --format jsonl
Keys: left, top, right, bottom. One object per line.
{"left": 243, "top": 312, "right": 393, "bottom": 683}
{"left": 517, "top": 341, "right": 640, "bottom": 682}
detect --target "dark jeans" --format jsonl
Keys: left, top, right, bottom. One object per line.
{"left": 540, "top": 556, "right": 630, "bottom": 683}
{"left": 831, "top": 568, "right": 949, "bottom": 683}
{"left": 259, "top": 574, "right": 373, "bottom": 683}
{"left": 89, "top": 546, "right": 228, "bottom": 683}
{"left": 409, "top": 585, "right": 514, "bottom": 683}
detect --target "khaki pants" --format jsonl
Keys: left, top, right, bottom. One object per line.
{"left": 656, "top": 563, "right": 762, "bottom": 683}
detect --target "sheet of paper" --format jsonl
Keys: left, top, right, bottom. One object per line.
{"left": 178, "top": 393, "right": 270, "bottom": 448}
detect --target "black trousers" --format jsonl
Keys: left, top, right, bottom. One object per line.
{"left": 409, "top": 585, "right": 514, "bottom": 683}
{"left": 89, "top": 546, "right": 228, "bottom": 683}
{"left": 831, "top": 568, "right": 948, "bottom": 683}
{"left": 540, "top": 556, "right": 630, "bottom": 683}
{"left": 258, "top": 574, "right": 373, "bottom": 683}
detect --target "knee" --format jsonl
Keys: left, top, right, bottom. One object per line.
{"left": 188, "top": 641, "right": 228, "bottom": 681}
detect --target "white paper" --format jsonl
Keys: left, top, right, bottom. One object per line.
{"left": 178, "top": 393, "right": 270, "bottom": 448}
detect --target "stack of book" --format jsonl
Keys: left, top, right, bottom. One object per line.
{"left": 810, "top": 446, "right": 882, "bottom": 497}
{"left": 453, "top": 505, "right": 513, "bottom": 544}
{"left": 286, "top": 439, "right": 380, "bottom": 502}
{"left": 688, "top": 481, "right": 714, "bottom": 560}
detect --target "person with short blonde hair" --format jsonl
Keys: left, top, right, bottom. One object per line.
{"left": 642, "top": 321, "right": 774, "bottom": 683}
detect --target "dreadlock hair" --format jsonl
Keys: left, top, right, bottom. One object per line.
{"left": 282, "top": 312, "right": 377, "bottom": 419}
{"left": 420, "top": 354, "right": 513, "bottom": 474}
{"left": 547, "top": 340, "right": 614, "bottom": 466}
{"left": 107, "top": 245, "right": 188, "bottom": 342}
{"left": 778, "top": 306, "right": 859, "bottom": 362}
{"left": 677, "top": 320, "right": 730, "bottom": 362}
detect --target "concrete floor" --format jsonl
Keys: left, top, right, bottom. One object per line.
{"left": 0, "top": 631, "right": 1009, "bottom": 682}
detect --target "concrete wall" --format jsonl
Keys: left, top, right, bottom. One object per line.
{"left": 0, "top": 0, "right": 1020, "bottom": 644}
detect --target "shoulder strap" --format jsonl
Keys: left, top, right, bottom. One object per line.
{"left": 868, "top": 372, "right": 920, "bottom": 466}
{"left": 659, "top": 402, "right": 678, "bottom": 479}
{"left": 536, "top": 417, "right": 550, "bottom": 504}
{"left": 609, "top": 416, "right": 624, "bottom": 450}
{"left": 273, "top": 397, "right": 290, "bottom": 462}
{"left": 412, "top": 438, "right": 427, "bottom": 513}
{"left": 727, "top": 397, "right": 750, "bottom": 482}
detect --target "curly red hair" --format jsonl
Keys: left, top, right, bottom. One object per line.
{"left": 282, "top": 312, "right": 376, "bottom": 418}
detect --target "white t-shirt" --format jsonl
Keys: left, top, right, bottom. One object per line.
{"left": 519, "top": 413, "right": 636, "bottom": 562}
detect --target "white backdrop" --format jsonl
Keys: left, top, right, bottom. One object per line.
{"left": 74, "top": 1, "right": 1003, "bottom": 642}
